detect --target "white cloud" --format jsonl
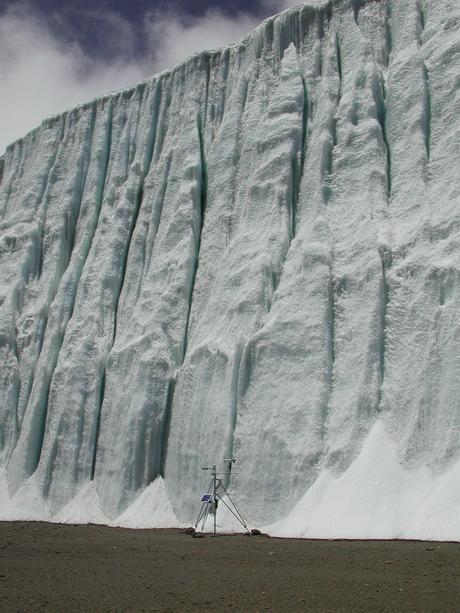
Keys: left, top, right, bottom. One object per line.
{"left": 0, "top": 6, "right": 148, "bottom": 154}
{"left": 0, "top": 4, "right": 260, "bottom": 154}
{"left": 144, "top": 9, "right": 259, "bottom": 72}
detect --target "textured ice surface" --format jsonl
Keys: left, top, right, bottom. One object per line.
{"left": 1, "top": 0, "right": 460, "bottom": 539}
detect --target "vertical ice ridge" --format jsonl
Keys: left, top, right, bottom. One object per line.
{"left": 56, "top": 102, "right": 113, "bottom": 337}
{"left": 269, "top": 43, "right": 306, "bottom": 289}
{"left": 225, "top": 23, "right": 340, "bottom": 522}
{"left": 94, "top": 91, "right": 208, "bottom": 517}
{"left": 19, "top": 107, "right": 98, "bottom": 428}
{"left": 119, "top": 82, "right": 169, "bottom": 316}
{"left": 112, "top": 80, "right": 164, "bottom": 344}
{"left": 1, "top": 119, "right": 61, "bottom": 223}
{"left": 290, "top": 74, "right": 309, "bottom": 239}
{"left": 319, "top": 3, "right": 396, "bottom": 475}
{"left": 0, "top": 163, "right": 12, "bottom": 221}
{"left": 224, "top": 346, "right": 244, "bottom": 489}
{"left": 320, "top": 33, "right": 342, "bottom": 206}
{"left": 81, "top": 88, "right": 161, "bottom": 488}
{"left": 17, "top": 311, "right": 47, "bottom": 423}
{"left": 34, "top": 119, "right": 69, "bottom": 281}
{"left": 376, "top": 246, "right": 391, "bottom": 410}
{"left": 15, "top": 107, "right": 97, "bottom": 422}
{"left": 62, "top": 107, "right": 98, "bottom": 269}
{"left": 6, "top": 101, "right": 114, "bottom": 489}
{"left": 383, "top": 0, "right": 393, "bottom": 68}
{"left": 111, "top": 183, "right": 144, "bottom": 345}
{"left": 0, "top": 120, "right": 67, "bottom": 462}
{"left": 324, "top": 265, "right": 336, "bottom": 432}
{"left": 383, "top": 1, "right": 393, "bottom": 196}
{"left": 109, "top": 82, "right": 165, "bottom": 338}
{"left": 158, "top": 379, "right": 176, "bottom": 478}
{"left": 138, "top": 154, "right": 173, "bottom": 296}
{"left": 323, "top": 34, "right": 342, "bottom": 206}
{"left": 226, "top": 77, "right": 249, "bottom": 228}
{"left": 162, "top": 43, "right": 307, "bottom": 523}
{"left": 144, "top": 81, "right": 164, "bottom": 176}
{"left": 0, "top": 143, "right": 21, "bottom": 217}
{"left": 27, "top": 92, "right": 149, "bottom": 508}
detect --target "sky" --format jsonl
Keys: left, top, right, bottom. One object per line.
{"left": 0, "top": 0, "right": 301, "bottom": 153}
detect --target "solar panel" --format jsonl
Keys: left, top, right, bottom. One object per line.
{"left": 201, "top": 494, "right": 212, "bottom": 503}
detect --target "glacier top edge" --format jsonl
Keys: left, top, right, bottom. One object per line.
{"left": 1, "top": 0, "right": 345, "bottom": 156}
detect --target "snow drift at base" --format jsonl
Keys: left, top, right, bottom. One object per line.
{"left": 1, "top": 419, "right": 460, "bottom": 541}
{"left": 270, "top": 420, "right": 460, "bottom": 541}
{"left": 0, "top": 470, "right": 181, "bottom": 530}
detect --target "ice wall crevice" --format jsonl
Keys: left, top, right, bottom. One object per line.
{"left": 1, "top": 0, "right": 460, "bottom": 534}
{"left": 181, "top": 112, "right": 208, "bottom": 362}
{"left": 374, "top": 74, "right": 392, "bottom": 200}
{"left": 421, "top": 62, "right": 432, "bottom": 163}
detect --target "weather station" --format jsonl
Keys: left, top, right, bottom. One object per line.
{"left": 193, "top": 458, "right": 253, "bottom": 536}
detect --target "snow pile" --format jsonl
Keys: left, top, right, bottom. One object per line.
{"left": 0, "top": 472, "right": 181, "bottom": 529}
{"left": 270, "top": 420, "right": 460, "bottom": 541}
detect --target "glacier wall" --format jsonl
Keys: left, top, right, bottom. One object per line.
{"left": 1, "top": 0, "right": 460, "bottom": 538}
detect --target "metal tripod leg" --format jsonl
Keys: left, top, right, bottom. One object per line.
{"left": 217, "top": 482, "right": 251, "bottom": 533}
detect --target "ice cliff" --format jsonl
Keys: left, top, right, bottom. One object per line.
{"left": 1, "top": 0, "right": 460, "bottom": 539}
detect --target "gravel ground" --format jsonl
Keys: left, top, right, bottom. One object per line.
{"left": 0, "top": 522, "right": 459, "bottom": 612}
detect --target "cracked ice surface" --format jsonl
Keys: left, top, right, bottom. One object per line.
{"left": 1, "top": 0, "right": 460, "bottom": 539}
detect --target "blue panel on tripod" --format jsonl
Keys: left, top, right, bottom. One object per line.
{"left": 201, "top": 494, "right": 212, "bottom": 502}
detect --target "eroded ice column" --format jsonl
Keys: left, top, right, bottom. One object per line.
{"left": 230, "top": 30, "right": 341, "bottom": 524}
{"left": 382, "top": 0, "right": 460, "bottom": 469}
{"left": 0, "top": 117, "right": 65, "bottom": 465}
{"left": 93, "top": 57, "right": 216, "bottom": 517}
{"left": 164, "top": 44, "right": 305, "bottom": 522}
{"left": 95, "top": 110, "right": 206, "bottom": 516}
{"left": 320, "top": 4, "right": 392, "bottom": 471}
{"left": 8, "top": 99, "right": 113, "bottom": 490}
{"left": 27, "top": 84, "right": 156, "bottom": 511}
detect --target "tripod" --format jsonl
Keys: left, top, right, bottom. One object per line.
{"left": 194, "top": 462, "right": 250, "bottom": 535}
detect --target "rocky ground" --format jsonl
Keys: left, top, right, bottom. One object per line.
{"left": 0, "top": 522, "right": 459, "bottom": 611}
